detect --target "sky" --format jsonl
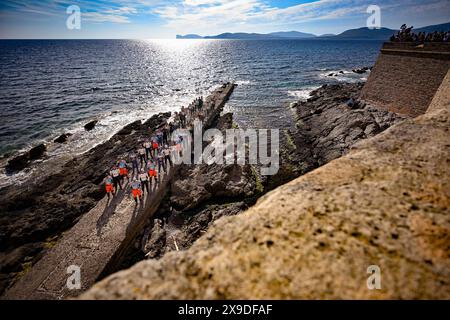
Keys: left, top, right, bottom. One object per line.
{"left": 0, "top": 0, "right": 449, "bottom": 39}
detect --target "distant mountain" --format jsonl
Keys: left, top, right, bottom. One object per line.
{"left": 414, "top": 22, "right": 450, "bottom": 33}
{"left": 176, "top": 34, "right": 203, "bottom": 39}
{"left": 329, "top": 22, "right": 450, "bottom": 40}
{"left": 319, "top": 33, "right": 336, "bottom": 37}
{"left": 176, "top": 31, "right": 316, "bottom": 40}
{"left": 331, "top": 27, "right": 395, "bottom": 40}
{"left": 176, "top": 22, "right": 450, "bottom": 40}
{"left": 204, "top": 32, "right": 279, "bottom": 39}
{"left": 268, "top": 31, "right": 316, "bottom": 38}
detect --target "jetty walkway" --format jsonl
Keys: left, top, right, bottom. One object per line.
{"left": 3, "top": 83, "right": 235, "bottom": 300}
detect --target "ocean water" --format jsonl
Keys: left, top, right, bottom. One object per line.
{"left": 0, "top": 39, "right": 382, "bottom": 184}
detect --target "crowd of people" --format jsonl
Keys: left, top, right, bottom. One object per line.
{"left": 390, "top": 24, "right": 450, "bottom": 43}
{"left": 103, "top": 95, "right": 211, "bottom": 204}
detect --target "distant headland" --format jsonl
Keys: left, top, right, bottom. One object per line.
{"left": 176, "top": 22, "right": 450, "bottom": 40}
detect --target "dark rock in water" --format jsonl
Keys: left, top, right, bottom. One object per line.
{"left": 84, "top": 120, "right": 98, "bottom": 131}
{"left": 29, "top": 144, "right": 46, "bottom": 160}
{"left": 6, "top": 154, "right": 30, "bottom": 172}
{"left": 6, "top": 144, "right": 46, "bottom": 172}
{"left": 352, "top": 68, "right": 367, "bottom": 74}
{"left": 54, "top": 133, "right": 72, "bottom": 144}
{"left": 328, "top": 73, "right": 335, "bottom": 77}
{"left": 339, "top": 71, "right": 344, "bottom": 74}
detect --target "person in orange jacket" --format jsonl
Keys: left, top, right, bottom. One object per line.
{"left": 146, "top": 159, "right": 158, "bottom": 187}
{"left": 104, "top": 174, "right": 115, "bottom": 199}
{"left": 130, "top": 179, "right": 142, "bottom": 204}
{"left": 118, "top": 158, "right": 129, "bottom": 184}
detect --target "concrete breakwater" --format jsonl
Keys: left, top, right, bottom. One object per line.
{"left": 1, "top": 83, "right": 236, "bottom": 299}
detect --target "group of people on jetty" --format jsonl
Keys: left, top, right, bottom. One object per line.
{"left": 390, "top": 24, "right": 450, "bottom": 43}
{"left": 104, "top": 95, "right": 208, "bottom": 204}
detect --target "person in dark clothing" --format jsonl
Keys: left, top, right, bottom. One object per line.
{"left": 162, "top": 125, "right": 169, "bottom": 144}
{"left": 129, "top": 151, "right": 139, "bottom": 177}
{"left": 139, "top": 169, "right": 150, "bottom": 195}
{"left": 163, "top": 144, "right": 172, "bottom": 168}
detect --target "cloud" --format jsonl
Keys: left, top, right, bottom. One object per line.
{"left": 151, "top": 0, "right": 449, "bottom": 35}
{"left": 83, "top": 11, "right": 133, "bottom": 24}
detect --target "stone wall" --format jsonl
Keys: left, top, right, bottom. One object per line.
{"left": 361, "top": 42, "right": 450, "bottom": 117}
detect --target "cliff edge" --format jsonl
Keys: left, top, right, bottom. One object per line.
{"left": 81, "top": 72, "right": 450, "bottom": 299}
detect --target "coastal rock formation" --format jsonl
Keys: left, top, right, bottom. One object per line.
{"left": 6, "top": 154, "right": 30, "bottom": 172}
{"left": 274, "top": 83, "right": 404, "bottom": 187}
{"left": 352, "top": 67, "right": 370, "bottom": 74}
{"left": 123, "top": 84, "right": 406, "bottom": 273}
{"left": 54, "top": 133, "right": 72, "bottom": 144}
{"left": 294, "top": 83, "right": 403, "bottom": 166}
{"left": 84, "top": 120, "right": 98, "bottom": 131}
{"left": 6, "top": 144, "right": 47, "bottom": 172}
{"left": 0, "top": 113, "right": 170, "bottom": 295}
{"left": 134, "top": 113, "right": 257, "bottom": 262}
{"left": 28, "top": 144, "right": 46, "bottom": 160}
{"left": 80, "top": 76, "right": 450, "bottom": 299}
{"left": 170, "top": 164, "right": 256, "bottom": 211}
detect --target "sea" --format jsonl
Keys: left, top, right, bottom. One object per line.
{"left": 0, "top": 39, "right": 383, "bottom": 186}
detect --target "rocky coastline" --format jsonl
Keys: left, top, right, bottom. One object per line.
{"left": 113, "top": 82, "right": 406, "bottom": 276}
{"left": 81, "top": 72, "right": 450, "bottom": 300}
{"left": 0, "top": 80, "right": 408, "bottom": 298}
{"left": 0, "top": 112, "right": 171, "bottom": 295}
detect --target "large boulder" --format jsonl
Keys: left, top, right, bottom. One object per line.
{"left": 171, "top": 163, "right": 256, "bottom": 211}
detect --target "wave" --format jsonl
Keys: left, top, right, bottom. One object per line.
{"left": 0, "top": 86, "right": 216, "bottom": 189}
{"left": 235, "top": 80, "right": 253, "bottom": 86}
{"left": 288, "top": 86, "right": 320, "bottom": 101}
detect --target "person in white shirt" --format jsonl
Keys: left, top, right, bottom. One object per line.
{"left": 110, "top": 165, "right": 122, "bottom": 190}
{"left": 137, "top": 146, "right": 146, "bottom": 168}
